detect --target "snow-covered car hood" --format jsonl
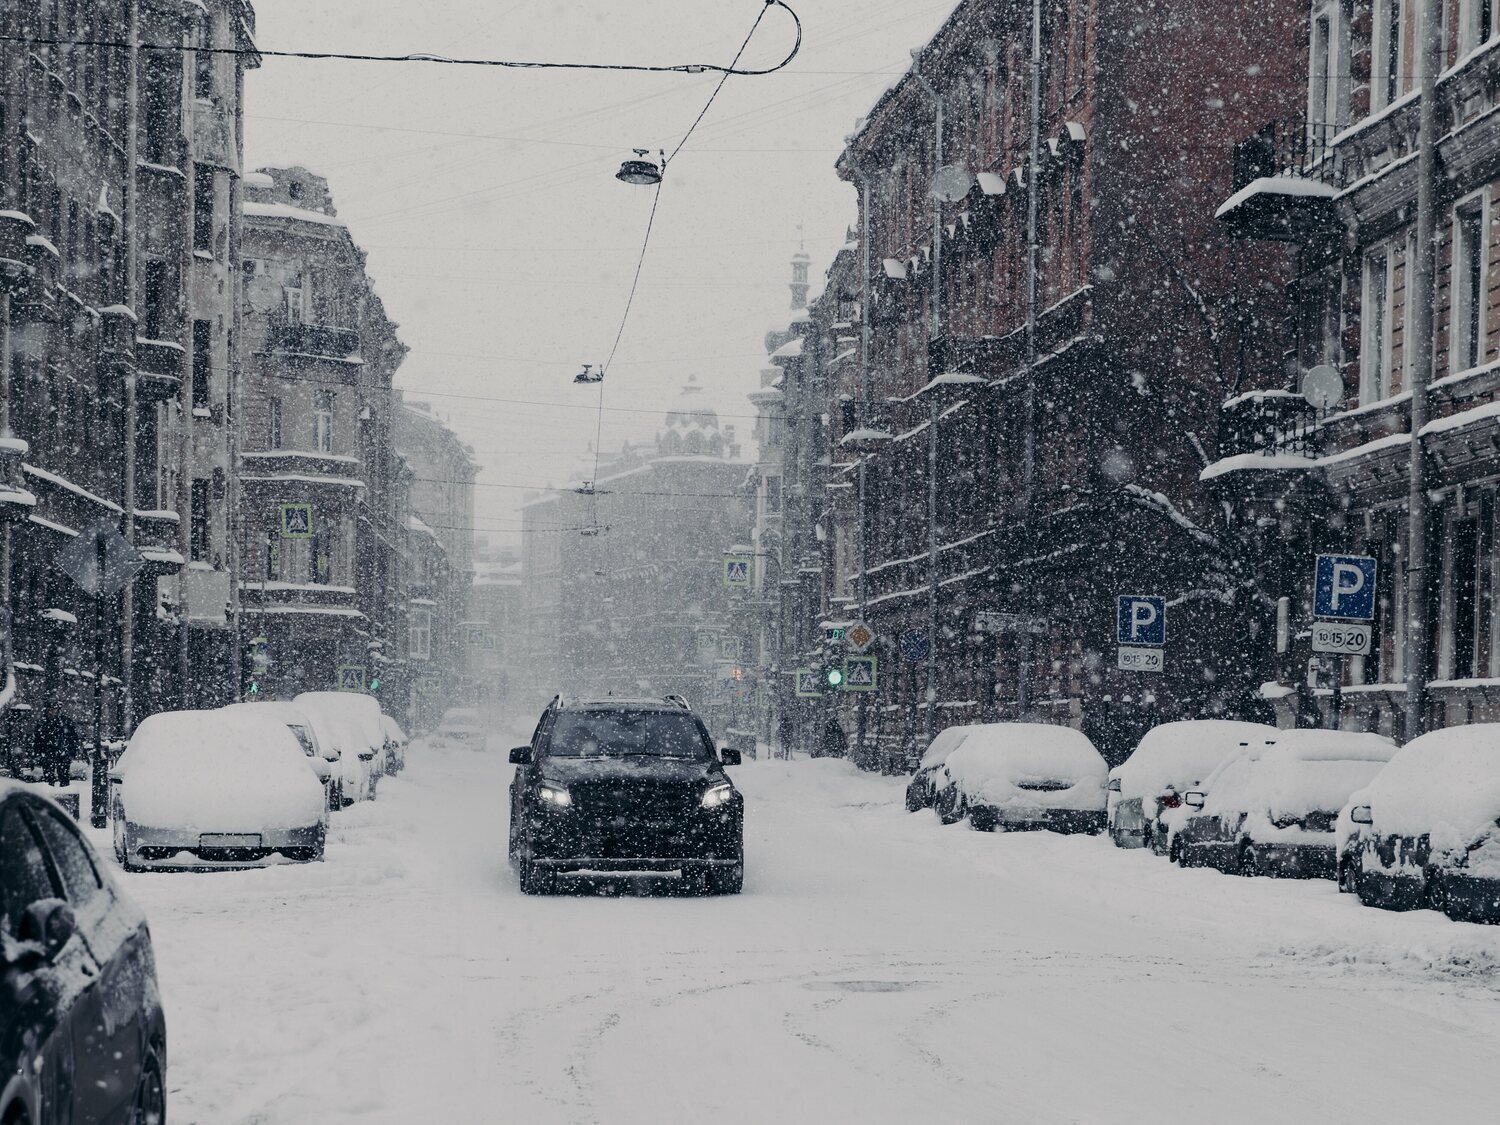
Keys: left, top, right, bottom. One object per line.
{"left": 1110, "top": 720, "right": 1278, "bottom": 804}
{"left": 942, "top": 725, "right": 1108, "bottom": 812}
{"left": 120, "top": 710, "right": 327, "bottom": 832}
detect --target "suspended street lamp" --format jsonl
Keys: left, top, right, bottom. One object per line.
{"left": 616, "top": 148, "right": 664, "bottom": 186}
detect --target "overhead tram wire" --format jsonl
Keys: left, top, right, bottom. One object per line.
{"left": 583, "top": 0, "right": 786, "bottom": 539}
{"left": 0, "top": 2, "right": 802, "bottom": 76}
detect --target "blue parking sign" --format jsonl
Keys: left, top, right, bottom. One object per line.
{"left": 1314, "top": 554, "right": 1377, "bottom": 621}
{"left": 1117, "top": 595, "right": 1166, "bottom": 646}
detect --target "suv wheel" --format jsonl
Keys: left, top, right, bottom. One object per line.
{"left": 519, "top": 858, "right": 555, "bottom": 895}
{"left": 709, "top": 862, "right": 744, "bottom": 895}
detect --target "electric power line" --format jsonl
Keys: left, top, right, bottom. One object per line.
{"left": 0, "top": 1, "right": 802, "bottom": 77}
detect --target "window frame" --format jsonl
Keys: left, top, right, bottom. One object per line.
{"left": 1452, "top": 191, "right": 1489, "bottom": 377}
{"left": 1308, "top": 1, "right": 1349, "bottom": 129}
{"left": 1361, "top": 244, "right": 1395, "bottom": 404}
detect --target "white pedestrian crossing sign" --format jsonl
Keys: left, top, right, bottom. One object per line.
{"left": 794, "top": 668, "right": 821, "bottom": 698}
{"left": 280, "top": 503, "right": 314, "bottom": 539}
{"left": 843, "top": 655, "right": 877, "bottom": 692}
{"left": 337, "top": 664, "right": 365, "bottom": 691}
{"left": 723, "top": 556, "right": 751, "bottom": 588}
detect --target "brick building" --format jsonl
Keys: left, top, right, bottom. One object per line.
{"left": 785, "top": 0, "right": 1308, "bottom": 765}
{"left": 1212, "top": 1, "right": 1500, "bottom": 735}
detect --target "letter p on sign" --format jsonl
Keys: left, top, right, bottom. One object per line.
{"left": 1314, "top": 554, "right": 1377, "bottom": 621}
{"left": 1116, "top": 595, "right": 1166, "bottom": 646}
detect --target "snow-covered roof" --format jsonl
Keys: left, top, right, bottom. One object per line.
{"left": 771, "top": 337, "right": 804, "bottom": 359}
{"left": 1214, "top": 176, "right": 1337, "bottom": 221}
{"left": 243, "top": 201, "right": 347, "bottom": 228}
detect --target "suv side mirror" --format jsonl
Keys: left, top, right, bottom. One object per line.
{"left": 1107, "top": 778, "right": 1122, "bottom": 793}
{"left": 509, "top": 746, "right": 533, "bottom": 765}
{"left": 1350, "top": 805, "right": 1373, "bottom": 825}
{"left": 18, "top": 899, "right": 76, "bottom": 962}
{"left": 1184, "top": 791, "right": 1206, "bottom": 809}
{"left": 719, "top": 747, "right": 742, "bottom": 766}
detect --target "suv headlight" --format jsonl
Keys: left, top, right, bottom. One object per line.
{"left": 701, "top": 782, "right": 736, "bottom": 809}
{"left": 538, "top": 782, "right": 572, "bottom": 809}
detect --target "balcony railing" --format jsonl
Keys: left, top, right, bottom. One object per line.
{"left": 269, "top": 320, "right": 361, "bottom": 360}
{"left": 1231, "top": 117, "right": 1343, "bottom": 193}
{"left": 1217, "top": 391, "right": 1318, "bottom": 460}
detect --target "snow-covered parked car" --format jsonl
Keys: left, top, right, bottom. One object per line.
{"left": 1107, "top": 720, "right": 1277, "bottom": 851}
{"left": 1176, "top": 730, "right": 1396, "bottom": 878}
{"left": 1349, "top": 723, "right": 1500, "bottom": 921}
{"left": 932, "top": 723, "right": 1109, "bottom": 834}
{"left": 905, "top": 723, "right": 978, "bottom": 812}
{"left": 434, "top": 707, "right": 485, "bottom": 749}
{"left": 380, "top": 713, "right": 408, "bottom": 775}
{"left": 109, "top": 709, "right": 328, "bottom": 871}
{"left": 219, "top": 700, "right": 343, "bottom": 810}
{"left": 296, "top": 691, "right": 389, "bottom": 786}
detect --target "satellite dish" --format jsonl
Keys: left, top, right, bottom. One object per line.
{"left": 1300, "top": 364, "right": 1344, "bottom": 410}
{"left": 930, "top": 164, "right": 974, "bottom": 203}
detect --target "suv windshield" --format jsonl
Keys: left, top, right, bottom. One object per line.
{"left": 548, "top": 711, "right": 710, "bottom": 760}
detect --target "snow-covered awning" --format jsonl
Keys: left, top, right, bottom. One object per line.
{"left": 975, "top": 172, "right": 1006, "bottom": 196}
{"left": 881, "top": 258, "right": 907, "bottom": 280}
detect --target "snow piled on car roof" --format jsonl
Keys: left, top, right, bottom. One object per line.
{"left": 1366, "top": 723, "right": 1500, "bottom": 851}
{"left": 1111, "top": 720, "right": 1279, "bottom": 802}
{"left": 942, "top": 723, "right": 1108, "bottom": 811}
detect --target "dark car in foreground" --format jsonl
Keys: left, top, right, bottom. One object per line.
{"left": 1176, "top": 730, "right": 1395, "bottom": 878}
{"left": 508, "top": 696, "right": 744, "bottom": 895}
{"left": 1349, "top": 724, "right": 1500, "bottom": 922}
{"left": 2, "top": 781, "right": 167, "bottom": 1125}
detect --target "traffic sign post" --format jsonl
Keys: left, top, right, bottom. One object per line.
{"left": 279, "top": 503, "right": 314, "bottom": 539}
{"left": 898, "top": 628, "right": 930, "bottom": 662}
{"left": 1312, "top": 554, "right": 1378, "bottom": 729}
{"left": 793, "top": 669, "right": 821, "bottom": 698}
{"left": 723, "top": 556, "right": 751, "bottom": 589}
{"left": 974, "top": 611, "right": 1048, "bottom": 635}
{"left": 846, "top": 622, "right": 875, "bottom": 652}
{"left": 843, "top": 655, "right": 877, "bottom": 692}
{"left": 337, "top": 664, "right": 366, "bottom": 692}
{"left": 1116, "top": 595, "right": 1165, "bottom": 674}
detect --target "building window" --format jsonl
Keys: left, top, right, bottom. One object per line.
{"left": 190, "top": 478, "right": 209, "bottom": 561}
{"left": 280, "top": 536, "right": 311, "bottom": 582}
{"left": 268, "top": 398, "right": 282, "bottom": 448}
{"left": 1309, "top": 2, "right": 1348, "bottom": 130}
{"left": 1373, "top": 0, "right": 1403, "bottom": 109}
{"left": 410, "top": 609, "right": 432, "bottom": 661}
{"left": 191, "top": 319, "right": 211, "bottom": 408}
{"left": 194, "top": 15, "right": 214, "bottom": 99}
{"left": 1463, "top": 0, "right": 1496, "bottom": 53}
{"left": 1454, "top": 198, "right": 1487, "bottom": 375}
{"left": 1445, "top": 495, "right": 1496, "bottom": 680}
{"left": 1361, "top": 247, "right": 1393, "bottom": 404}
{"left": 314, "top": 391, "right": 334, "bottom": 452}
{"left": 141, "top": 259, "right": 168, "bottom": 339}
{"left": 284, "top": 284, "right": 304, "bottom": 324}
{"left": 764, "top": 474, "right": 782, "bottom": 515}
{"left": 193, "top": 165, "right": 214, "bottom": 252}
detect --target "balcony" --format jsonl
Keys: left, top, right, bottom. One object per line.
{"left": 135, "top": 509, "right": 184, "bottom": 577}
{"left": 134, "top": 337, "right": 184, "bottom": 402}
{"left": 1199, "top": 390, "right": 1321, "bottom": 495}
{"left": 268, "top": 320, "right": 361, "bottom": 362}
{"left": 1216, "top": 118, "right": 1341, "bottom": 242}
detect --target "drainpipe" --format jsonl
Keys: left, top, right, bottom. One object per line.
{"left": 121, "top": 0, "right": 140, "bottom": 732}
{"left": 180, "top": 25, "right": 195, "bottom": 708}
{"left": 910, "top": 66, "right": 945, "bottom": 755}
{"left": 1404, "top": 0, "right": 1441, "bottom": 742}
{"left": 1017, "top": 0, "right": 1043, "bottom": 721}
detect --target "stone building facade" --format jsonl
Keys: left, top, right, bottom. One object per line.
{"left": 0, "top": 0, "right": 256, "bottom": 759}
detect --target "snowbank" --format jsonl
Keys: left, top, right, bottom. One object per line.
{"left": 1111, "top": 720, "right": 1278, "bottom": 803}
{"left": 1365, "top": 724, "right": 1500, "bottom": 853}
{"left": 118, "top": 710, "right": 326, "bottom": 831}
{"left": 943, "top": 724, "right": 1108, "bottom": 811}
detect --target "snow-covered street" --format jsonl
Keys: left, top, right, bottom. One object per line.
{"left": 100, "top": 727, "right": 1500, "bottom": 1125}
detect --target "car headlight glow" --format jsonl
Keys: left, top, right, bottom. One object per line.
{"left": 538, "top": 782, "right": 572, "bottom": 808}
{"left": 701, "top": 782, "right": 736, "bottom": 809}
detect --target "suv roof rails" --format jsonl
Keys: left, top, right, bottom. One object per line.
{"left": 663, "top": 694, "right": 690, "bottom": 710}
{"left": 548, "top": 693, "right": 566, "bottom": 710}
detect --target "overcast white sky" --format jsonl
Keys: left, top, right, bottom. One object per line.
{"left": 245, "top": 0, "right": 958, "bottom": 543}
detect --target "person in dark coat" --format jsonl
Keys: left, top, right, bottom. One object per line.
{"left": 33, "top": 702, "right": 80, "bottom": 787}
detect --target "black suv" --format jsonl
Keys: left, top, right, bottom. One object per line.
{"left": 508, "top": 697, "right": 744, "bottom": 895}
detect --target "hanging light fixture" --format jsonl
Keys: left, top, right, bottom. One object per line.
{"left": 574, "top": 363, "right": 603, "bottom": 384}
{"left": 616, "top": 148, "right": 664, "bottom": 186}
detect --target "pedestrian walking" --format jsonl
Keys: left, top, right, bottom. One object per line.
{"left": 34, "top": 702, "right": 81, "bottom": 787}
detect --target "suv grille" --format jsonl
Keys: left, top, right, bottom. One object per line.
{"left": 570, "top": 779, "right": 698, "bottom": 819}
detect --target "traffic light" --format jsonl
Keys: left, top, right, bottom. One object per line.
{"left": 369, "top": 677, "right": 382, "bottom": 693}
{"left": 823, "top": 663, "right": 845, "bottom": 690}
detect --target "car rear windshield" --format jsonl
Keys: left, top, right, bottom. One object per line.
{"left": 547, "top": 711, "right": 710, "bottom": 760}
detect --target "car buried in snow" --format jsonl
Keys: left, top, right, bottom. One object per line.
{"left": 508, "top": 696, "right": 743, "bottom": 895}
{"left": 380, "top": 713, "right": 409, "bottom": 774}
{"left": 905, "top": 723, "right": 979, "bottom": 812}
{"left": 1348, "top": 723, "right": 1500, "bottom": 922}
{"left": 434, "top": 707, "right": 486, "bottom": 749}
{"left": 295, "top": 691, "right": 393, "bottom": 777}
{"left": 931, "top": 723, "right": 1109, "bottom": 834}
{"left": 2, "top": 781, "right": 168, "bottom": 1125}
{"left": 219, "top": 700, "right": 343, "bottom": 811}
{"left": 110, "top": 709, "right": 329, "bottom": 870}
{"left": 1107, "top": 720, "right": 1278, "bottom": 852}
{"left": 1175, "top": 730, "right": 1396, "bottom": 878}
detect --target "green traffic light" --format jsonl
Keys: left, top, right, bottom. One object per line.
{"left": 369, "top": 679, "right": 381, "bottom": 692}
{"left": 248, "top": 681, "right": 260, "bottom": 695}
{"left": 825, "top": 666, "right": 845, "bottom": 688}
